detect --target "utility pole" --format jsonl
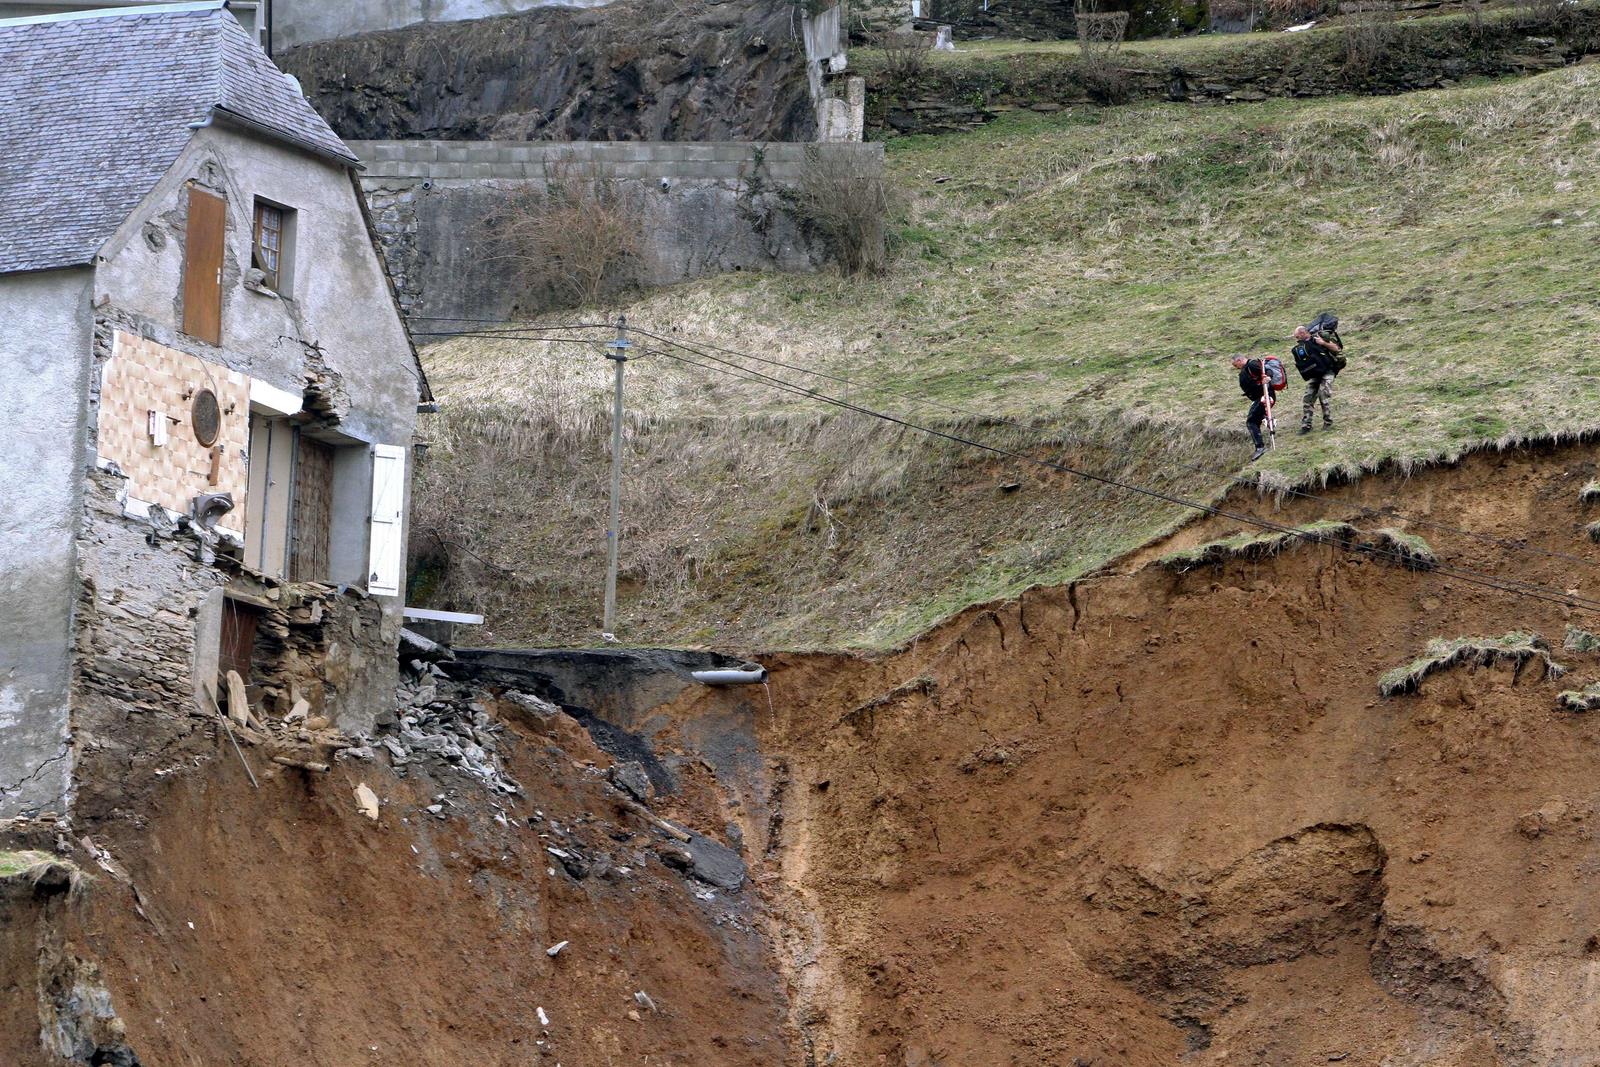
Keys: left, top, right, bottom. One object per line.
{"left": 602, "top": 315, "right": 631, "bottom": 638}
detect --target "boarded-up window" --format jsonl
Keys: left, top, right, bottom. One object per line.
{"left": 290, "top": 435, "right": 333, "bottom": 582}
{"left": 182, "top": 186, "right": 226, "bottom": 345}
{"left": 367, "top": 444, "right": 406, "bottom": 596}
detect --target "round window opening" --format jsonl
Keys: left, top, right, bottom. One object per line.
{"left": 192, "top": 388, "right": 221, "bottom": 448}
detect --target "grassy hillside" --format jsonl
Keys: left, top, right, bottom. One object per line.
{"left": 415, "top": 64, "right": 1600, "bottom": 649}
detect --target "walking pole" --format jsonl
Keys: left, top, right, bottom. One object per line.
{"left": 602, "top": 316, "right": 631, "bottom": 639}
{"left": 1263, "top": 365, "right": 1277, "bottom": 450}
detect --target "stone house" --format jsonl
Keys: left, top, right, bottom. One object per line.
{"left": 0, "top": 2, "right": 430, "bottom": 819}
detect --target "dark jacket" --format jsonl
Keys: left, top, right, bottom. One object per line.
{"left": 1292, "top": 336, "right": 1339, "bottom": 381}
{"left": 1238, "top": 359, "right": 1267, "bottom": 401}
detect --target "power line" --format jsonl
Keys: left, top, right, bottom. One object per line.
{"left": 408, "top": 316, "right": 613, "bottom": 329}
{"left": 636, "top": 339, "right": 1600, "bottom": 616}
{"left": 619, "top": 324, "right": 1600, "bottom": 575}
{"left": 424, "top": 324, "right": 1600, "bottom": 601}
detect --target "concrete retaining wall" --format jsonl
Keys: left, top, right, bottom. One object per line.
{"left": 351, "top": 140, "right": 885, "bottom": 325}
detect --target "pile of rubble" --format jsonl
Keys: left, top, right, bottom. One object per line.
{"left": 384, "top": 662, "right": 521, "bottom": 796}
{"left": 217, "top": 668, "right": 354, "bottom": 774}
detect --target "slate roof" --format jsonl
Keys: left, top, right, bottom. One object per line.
{"left": 0, "top": 2, "right": 359, "bottom": 276}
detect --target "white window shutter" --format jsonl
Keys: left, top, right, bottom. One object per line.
{"left": 367, "top": 444, "right": 406, "bottom": 596}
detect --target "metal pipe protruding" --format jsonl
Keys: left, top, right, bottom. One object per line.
{"left": 691, "top": 664, "right": 769, "bottom": 686}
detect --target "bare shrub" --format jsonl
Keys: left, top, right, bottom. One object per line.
{"left": 1076, "top": 54, "right": 1133, "bottom": 103}
{"left": 1516, "top": 0, "right": 1571, "bottom": 29}
{"left": 487, "top": 163, "right": 643, "bottom": 308}
{"left": 1341, "top": 6, "right": 1398, "bottom": 86}
{"left": 874, "top": 28, "right": 934, "bottom": 84}
{"left": 788, "top": 146, "right": 898, "bottom": 276}
{"left": 1262, "top": 0, "right": 1325, "bottom": 27}
{"left": 1074, "top": 10, "right": 1129, "bottom": 58}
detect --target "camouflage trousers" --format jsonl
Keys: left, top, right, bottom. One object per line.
{"left": 1301, "top": 375, "right": 1333, "bottom": 429}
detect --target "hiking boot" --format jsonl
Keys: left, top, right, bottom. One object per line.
{"left": 1251, "top": 445, "right": 1268, "bottom": 462}
{"left": 1298, "top": 425, "right": 1312, "bottom": 436}
{"left": 1323, "top": 419, "right": 1334, "bottom": 430}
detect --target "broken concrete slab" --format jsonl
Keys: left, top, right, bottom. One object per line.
{"left": 684, "top": 831, "right": 745, "bottom": 890}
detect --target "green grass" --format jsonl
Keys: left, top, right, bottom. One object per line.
{"left": 555, "top": 64, "right": 1600, "bottom": 474}
{"left": 1379, "top": 632, "right": 1564, "bottom": 697}
{"left": 418, "top": 64, "right": 1600, "bottom": 648}
{"left": 1160, "top": 519, "right": 1357, "bottom": 570}
{"left": 1369, "top": 528, "right": 1438, "bottom": 571}
{"left": 1557, "top": 682, "right": 1600, "bottom": 711}
{"left": 1563, "top": 625, "right": 1600, "bottom": 653}
{"left": 0, "top": 850, "right": 53, "bottom": 878}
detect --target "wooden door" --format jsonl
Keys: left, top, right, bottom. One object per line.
{"left": 182, "top": 186, "right": 226, "bottom": 345}
{"left": 290, "top": 436, "right": 334, "bottom": 583}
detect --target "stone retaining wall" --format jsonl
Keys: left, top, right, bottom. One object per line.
{"left": 865, "top": 10, "right": 1600, "bottom": 136}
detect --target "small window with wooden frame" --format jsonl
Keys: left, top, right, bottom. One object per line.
{"left": 251, "top": 198, "right": 295, "bottom": 295}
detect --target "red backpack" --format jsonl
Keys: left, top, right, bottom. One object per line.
{"left": 1256, "top": 356, "right": 1288, "bottom": 393}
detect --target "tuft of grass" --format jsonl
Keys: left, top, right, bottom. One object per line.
{"left": 1379, "top": 632, "right": 1565, "bottom": 698}
{"left": 1565, "top": 625, "right": 1600, "bottom": 653}
{"left": 1581, "top": 480, "right": 1600, "bottom": 505}
{"left": 0, "top": 850, "right": 85, "bottom": 897}
{"left": 1368, "top": 528, "right": 1438, "bottom": 571}
{"left": 1160, "top": 520, "right": 1356, "bottom": 571}
{"left": 1587, "top": 521, "right": 1600, "bottom": 544}
{"left": 1557, "top": 683, "right": 1600, "bottom": 712}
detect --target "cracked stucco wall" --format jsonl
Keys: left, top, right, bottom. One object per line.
{"left": 0, "top": 267, "right": 94, "bottom": 819}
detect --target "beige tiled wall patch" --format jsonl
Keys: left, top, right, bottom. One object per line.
{"left": 100, "top": 330, "right": 250, "bottom": 517}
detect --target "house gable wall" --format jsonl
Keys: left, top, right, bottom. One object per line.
{"left": 95, "top": 124, "right": 418, "bottom": 450}
{"left": 79, "top": 125, "right": 419, "bottom": 740}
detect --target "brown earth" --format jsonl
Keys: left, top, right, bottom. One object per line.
{"left": 662, "top": 441, "right": 1600, "bottom": 1066}
{"left": 11, "top": 441, "right": 1600, "bottom": 1065}
{"left": 24, "top": 698, "right": 797, "bottom": 1067}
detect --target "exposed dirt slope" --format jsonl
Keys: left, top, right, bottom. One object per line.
{"left": 40, "top": 696, "right": 795, "bottom": 1067}
{"left": 638, "top": 441, "right": 1600, "bottom": 1065}
{"left": 13, "top": 443, "right": 1600, "bottom": 1065}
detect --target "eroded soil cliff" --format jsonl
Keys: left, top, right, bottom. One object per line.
{"left": 10, "top": 443, "right": 1600, "bottom": 1065}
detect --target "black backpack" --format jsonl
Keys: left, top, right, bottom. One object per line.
{"left": 1309, "top": 311, "right": 1346, "bottom": 373}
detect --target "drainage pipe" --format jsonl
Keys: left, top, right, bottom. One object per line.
{"left": 691, "top": 663, "right": 768, "bottom": 686}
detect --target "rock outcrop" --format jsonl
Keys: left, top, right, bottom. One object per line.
{"left": 278, "top": 0, "right": 816, "bottom": 142}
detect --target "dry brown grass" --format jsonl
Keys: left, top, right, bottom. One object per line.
{"left": 411, "top": 328, "right": 1233, "bottom": 649}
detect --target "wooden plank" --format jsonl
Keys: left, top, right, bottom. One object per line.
{"left": 219, "top": 599, "right": 258, "bottom": 683}
{"left": 290, "top": 436, "right": 334, "bottom": 582}
{"left": 182, "top": 186, "right": 226, "bottom": 346}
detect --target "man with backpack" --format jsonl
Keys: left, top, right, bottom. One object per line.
{"left": 1292, "top": 320, "right": 1344, "bottom": 434}
{"left": 1231, "top": 354, "right": 1287, "bottom": 462}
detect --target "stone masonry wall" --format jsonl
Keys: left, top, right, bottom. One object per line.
{"left": 866, "top": 9, "right": 1600, "bottom": 136}
{"left": 350, "top": 140, "right": 886, "bottom": 324}
{"left": 71, "top": 468, "right": 397, "bottom": 824}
